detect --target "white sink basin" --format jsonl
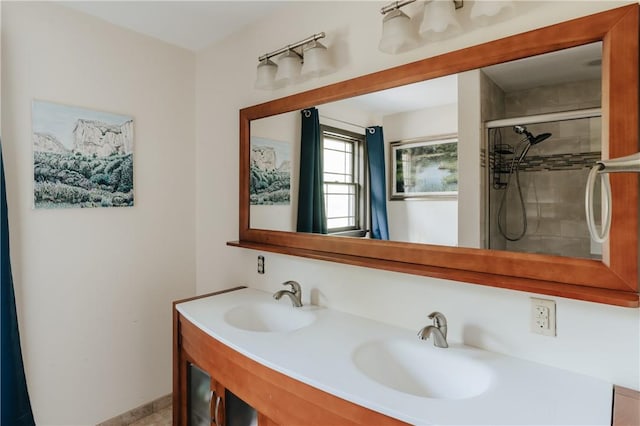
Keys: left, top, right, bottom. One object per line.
{"left": 352, "top": 339, "right": 493, "bottom": 399}
{"left": 223, "top": 303, "right": 316, "bottom": 332}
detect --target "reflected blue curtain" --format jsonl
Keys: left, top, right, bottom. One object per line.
{"left": 296, "top": 108, "right": 327, "bottom": 234}
{"left": 1, "top": 144, "right": 35, "bottom": 426}
{"left": 365, "top": 127, "right": 390, "bottom": 240}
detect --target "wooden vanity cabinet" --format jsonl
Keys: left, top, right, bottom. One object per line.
{"left": 173, "top": 291, "right": 407, "bottom": 426}
{"left": 613, "top": 386, "right": 640, "bottom": 426}
{"left": 174, "top": 291, "right": 635, "bottom": 425}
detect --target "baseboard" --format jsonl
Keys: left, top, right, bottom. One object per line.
{"left": 96, "top": 394, "right": 171, "bottom": 426}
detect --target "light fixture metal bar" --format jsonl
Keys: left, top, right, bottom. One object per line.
{"left": 258, "top": 32, "right": 326, "bottom": 62}
{"left": 453, "top": 0, "right": 463, "bottom": 10}
{"left": 380, "top": 0, "right": 416, "bottom": 15}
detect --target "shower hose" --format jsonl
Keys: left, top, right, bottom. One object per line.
{"left": 497, "top": 153, "right": 528, "bottom": 241}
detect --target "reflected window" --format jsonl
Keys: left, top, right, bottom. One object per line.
{"left": 321, "top": 126, "right": 366, "bottom": 234}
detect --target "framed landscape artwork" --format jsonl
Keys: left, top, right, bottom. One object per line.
{"left": 250, "top": 137, "right": 291, "bottom": 205}
{"left": 32, "top": 100, "right": 134, "bottom": 209}
{"left": 390, "top": 135, "right": 458, "bottom": 200}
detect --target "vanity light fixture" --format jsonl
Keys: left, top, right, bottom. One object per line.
{"left": 301, "top": 39, "right": 332, "bottom": 78}
{"left": 379, "top": 0, "right": 517, "bottom": 53}
{"left": 379, "top": 0, "right": 420, "bottom": 54}
{"left": 275, "top": 49, "right": 303, "bottom": 84}
{"left": 470, "top": 0, "right": 515, "bottom": 26}
{"left": 254, "top": 32, "right": 333, "bottom": 90}
{"left": 255, "top": 58, "right": 278, "bottom": 90}
{"left": 420, "top": 0, "right": 463, "bottom": 40}
{"left": 379, "top": 0, "right": 464, "bottom": 53}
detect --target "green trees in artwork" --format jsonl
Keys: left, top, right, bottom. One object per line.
{"left": 34, "top": 152, "right": 134, "bottom": 208}
{"left": 394, "top": 141, "right": 458, "bottom": 193}
{"left": 250, "top": 167, "right": 290, "bottom": 205}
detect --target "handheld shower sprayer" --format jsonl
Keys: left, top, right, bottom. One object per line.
{"left": 585, "top": 152, "right": 640, "bottom": 243}
{"left": 497, "top": 125, "right": 553, "bottom": 241}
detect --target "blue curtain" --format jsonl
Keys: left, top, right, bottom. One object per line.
{"left": 1, "top": 144, "right": 35, "bottom": 426}
{"left": 296, "top": 108, "right": 327, "bottom": 234}
{"left": 365, "top": 127, "right": 390, "bottom": 240}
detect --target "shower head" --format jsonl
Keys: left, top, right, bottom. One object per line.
{"left": 513, "top": 125, "right": 552, "bottom": 145}
{"left": 531, "top": 132, "right": 552, "bottom": 145}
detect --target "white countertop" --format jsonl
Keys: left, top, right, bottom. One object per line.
{"left": 177, "top": 288, "right": 612, "bottom": 425}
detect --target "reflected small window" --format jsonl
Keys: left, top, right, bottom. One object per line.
{"left": 321, "top": 125, "right": 366, "bottom": 234}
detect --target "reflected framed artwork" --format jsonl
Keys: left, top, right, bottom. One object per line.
{"left": 390, "top": 135, "right": 458, "bottom": 200}
{"left": 250, "top": 137, "right": 291, "bottom": 205}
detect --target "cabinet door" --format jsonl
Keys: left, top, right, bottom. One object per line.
{"left": 188, "top": 363, "right": 213, "bottom": 426}
{"left": 189, "top": 363, "right": 262, "bottom": 426}
{"left": 224, "top": 388, "right": 258, "bottom": 426}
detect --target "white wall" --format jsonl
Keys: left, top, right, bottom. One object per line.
{"left": 2, "top": 3, "right": 196, "bottom": 425}
{"left": 458, "top": 70, "right": 484, "bottom": 248}
{"left": 196, "top": 0, "right": 640, "bottom": 393}
{"left": 383, "top": 104, "right": 458, "bottom": 245}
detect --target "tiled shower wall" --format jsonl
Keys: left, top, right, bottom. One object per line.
{"left": 481, "top": 71, "right": 507, "bottom": 251}
{"left": 487, "top": 78, "right": 602, "bottom": 259}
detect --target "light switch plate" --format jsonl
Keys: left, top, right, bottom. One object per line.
{"left": 531, "top": 297, "right": 556, "bottom": 336}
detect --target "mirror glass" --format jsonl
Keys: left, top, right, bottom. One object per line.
{"left": 249, "top": 42, "right": 603, "bottom": 260}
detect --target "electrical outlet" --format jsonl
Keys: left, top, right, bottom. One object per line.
{"left": 257, "top": 255, "right": 265, "bottom": 274}
{"left": 531, "top": 297, "right": 556, "bottom": 336}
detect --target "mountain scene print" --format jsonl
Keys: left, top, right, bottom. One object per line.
{"left": 32, "top": 100, "right": 134, "bottom": 209}
{"left": 250, "top": 137, "right": 291, "bottom": 205}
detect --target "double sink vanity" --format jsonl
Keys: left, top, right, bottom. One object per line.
{"left": 173, "top": 286, "right": 617, "bottom": 425}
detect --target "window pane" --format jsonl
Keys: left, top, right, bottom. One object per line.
{"left": 324, "top": 138, "right": 348, "bottom": 151}
{"left": 324, "top": 149, "right": 348, "bottom": 175}
{"left": 323, "top": 172, "right": 353, "bottom": 183}
{"left": 349, "top": 191, "right": 356, "bottom": 217}
{"left": 345, "top": 155, "right": 353, "bottom": 176}
{"left": 324, "top": 172, "right": 348, "bottom": 183}
{"left": 324, "top": 183, "right": 357, "bottom": 230}
{"left": 327, "top": 217, "right": 352, "bottom": 229}
{"left": 326, "top": 194, "right": 349, "bottom": 217}
{"left": 325, "top": 183, "right": 353, "bottom": 194}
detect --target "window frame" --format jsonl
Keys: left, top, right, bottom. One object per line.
{"left": 320, "top": 125, "right": 367, "bottom": 235}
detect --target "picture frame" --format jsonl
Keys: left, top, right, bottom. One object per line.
{"left": 389, "top": 134, "right": 458, "bottom": 200}
{"left": 32, "top": 100, "right": 134, "bottom": 209}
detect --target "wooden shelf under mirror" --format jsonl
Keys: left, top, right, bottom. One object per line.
{"left": 232, "top": 5, "right": 639, "bottom": 308}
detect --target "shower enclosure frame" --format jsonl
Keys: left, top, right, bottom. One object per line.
{"left": 483, "top": 108, "right": 603, "bottom": 252}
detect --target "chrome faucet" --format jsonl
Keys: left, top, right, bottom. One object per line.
{"left": 273, "top": 280, "right": 303, "bottom": 307}
{"left": 417, "top": 311, "right": 448, "bottom": 348}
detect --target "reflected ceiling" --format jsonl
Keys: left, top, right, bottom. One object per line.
{"left": 335, "top": 43, "right": 602, "bottom": 116}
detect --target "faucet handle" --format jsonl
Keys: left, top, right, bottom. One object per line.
{"left": 282, "top": 280, "right": 301, "bottom": 295}
{"left": 428, "top": 312, "right": 447, "bottom": 338}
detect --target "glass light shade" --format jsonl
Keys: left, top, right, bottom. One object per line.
{"left": 276, "top": 50, "right": 302, "bottom": 84}
{"left": 379, "top": 9, "right": 419, "bottom": 54}
{"left": 301, "top": 40, "right": 333, "bottom": 78}
{"left": 420, "top": 0, "right": 462, "bottom": 40}
{"left": 254, "top": 58, "right": 278, "bottom": 90}
{"left": 470, "top": 0, "right": 514, "bottom": 26}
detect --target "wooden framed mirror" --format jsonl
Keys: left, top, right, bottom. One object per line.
{"left": 231, "top": 5, "right": 639, "bottom": 307}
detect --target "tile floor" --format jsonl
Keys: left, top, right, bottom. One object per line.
{"left": 128, "top": 406, "right": 172, "bottom": 426}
